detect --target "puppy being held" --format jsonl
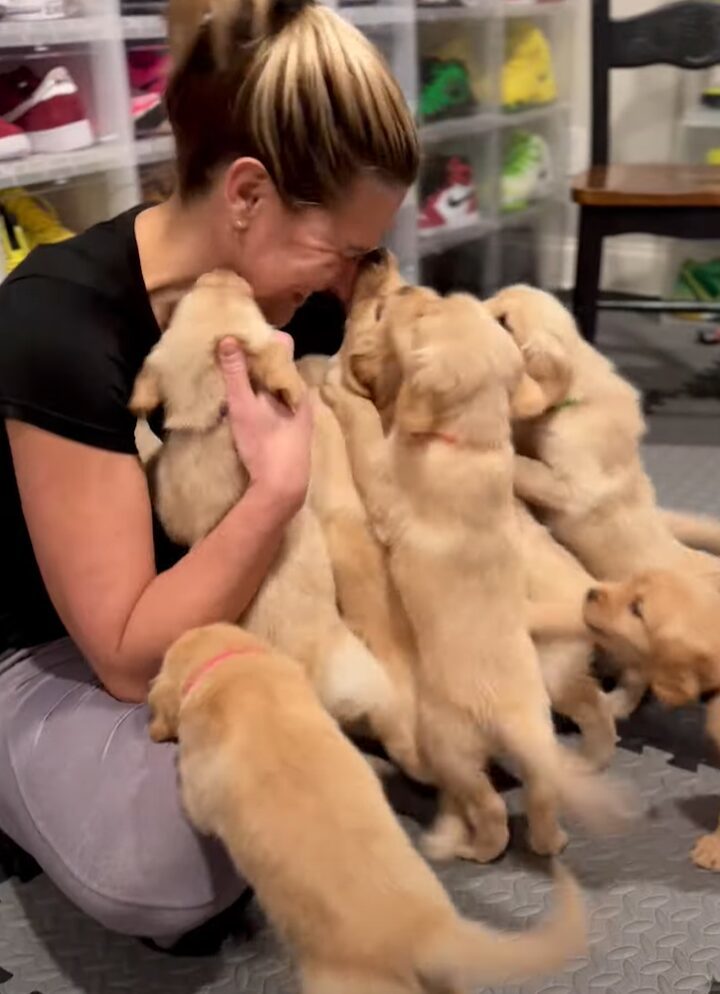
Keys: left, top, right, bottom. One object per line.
{"left": 584, "top": 568, "right": 720, "bottom": 871}
{"left": 130, "top": 270, "right": 416, "bottom": 775}
{"left": 149, "top": 622, "right": 587, "bottom": 994}
{"left": 325, "top": 283, "right": 632, "bottom": 863}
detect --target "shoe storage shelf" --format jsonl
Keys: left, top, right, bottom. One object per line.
{"left": 0, "top": 0, "right": 574, "bottom": 291}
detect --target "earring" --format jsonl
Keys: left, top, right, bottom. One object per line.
{"left": 234, "top": 218, "right": 247, "bottom": 232}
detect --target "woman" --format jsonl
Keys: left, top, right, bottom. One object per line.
{"left": 0, "top": 0, "right": 418, "bottom": 945}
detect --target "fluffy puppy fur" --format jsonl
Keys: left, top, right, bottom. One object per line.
{"left": 517, "top": 502, "right": 617, "bottom": 767}
{"left": 487, "top": 285, "right": 720, "bottom": 715}
{"left": 324, "top": 284, "right": 631, "bottom": 863}
{"left": 308, "top": 388, "right": 426, "bottom": 781}
{"left": 583, "top": 570, "right": 720, "bottom": 871}
{"left": 149, "top": 623, "right": 588, "bottom": 994}
{"left": 130, "top": 270, "right": 412, "bottom": 772}
{"left": 336, "top": 248, "right": 408, "bottom": 432}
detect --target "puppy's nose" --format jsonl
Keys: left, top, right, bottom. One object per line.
{"left": 586, "top": 588, "right": 601, "bottom": 604}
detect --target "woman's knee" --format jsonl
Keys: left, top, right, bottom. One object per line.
{"left": 59, "top": 830, "right": 246, "bottom": 939}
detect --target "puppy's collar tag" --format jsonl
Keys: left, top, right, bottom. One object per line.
{"left": 181, "top": 646, "right": 263, "bottom": 700}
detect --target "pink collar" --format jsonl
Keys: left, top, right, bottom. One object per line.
{"left": 181, "top": 646, "right": 263, "bottom": 701}
{"left": 411, "top": 431, "right": 459, "bottom": 446}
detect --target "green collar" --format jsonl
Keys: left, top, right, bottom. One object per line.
{"left": 550, "top": 396, "right": 581, "bottom": 413}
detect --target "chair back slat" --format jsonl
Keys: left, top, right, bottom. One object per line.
{"left": 591, "top": 0, "right": 720, "bottom": 165}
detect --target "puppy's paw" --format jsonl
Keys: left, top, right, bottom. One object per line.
{"left": 422, "top": 812, "right": 471, "bottom": 863}
{"left": 528, "top": 824, "right": 569, "bottom": 857}
{"left": 461, "top": 825, "right": 511, "bottom": 864}
{"left": 691, "top": 832, "right": 720, "bottom": 872}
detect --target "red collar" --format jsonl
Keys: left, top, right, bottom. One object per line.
{"left": 410, "top": 431, "right": 459, "bottom": 446}
{"left": 181, "top": 646, "right": 263, "bottom": 701}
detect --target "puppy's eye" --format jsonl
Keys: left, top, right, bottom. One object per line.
{"left": 629, "top": 599, "right": 643, "bottom": 619}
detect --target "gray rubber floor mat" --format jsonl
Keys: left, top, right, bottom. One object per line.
{"left": 1, "top": 438, "right": 719, "bottom": 994}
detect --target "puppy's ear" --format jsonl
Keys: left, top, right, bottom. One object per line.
{"left": 129, "top": 361, "right": 162, "bottom": 416}
{"left": 650, "top": 631, "right": 703, "bottom": 707}
{"left": 147, "top": 676, "right": 179, "bottom": 743}
{"left": 394, "top": 377, "right": 436, "bottom": 435}
{"left": 246, "top": 341, "right": 306, "bottom": 412}
{"left": 520, "top": 335, "right": 573, "bottom": 409}
{"left": 343, "top": 352, "right": 372, "bottom": 398}
{"left": 509, "top": 372, "right": 548, "bottom": 420}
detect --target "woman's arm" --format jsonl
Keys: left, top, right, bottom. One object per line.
{"left": 8, "top": 339, "right": 312, "bottom": 703}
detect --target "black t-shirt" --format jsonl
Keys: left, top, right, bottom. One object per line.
{"left": 0, "top": 206, "right": 346, "bottom": 652}
{"left": 0, "top": 205, "right": 187, "bottom": 649}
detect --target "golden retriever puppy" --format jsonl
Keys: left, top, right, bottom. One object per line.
{"left": 308, "top": 390, "right": 426, "bottom": 781}
{"left": 517, "top": 502, "right": 617, "bottom": 768}
{"left": 149, "top": 622, "right": 588, "bottom": 993}
{"left": 487, "top": 285, "right": 720, "bottom": 715}
{"left": 336, "top": 248, "right": 407, "bottom": 432}
{"left": 130, "top": 270, "right": 413, "bottom": 772}
{"left": 324, "top": 285, "right": 631, "bottom": 862}
{"left": 583, "top": 569, "right": 720, "bottom": 870}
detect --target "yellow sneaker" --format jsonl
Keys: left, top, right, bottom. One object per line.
{"left": 1, "top": 205, "right": 31, "bottom": 274}
{"left": 502, "top": 21, "right": 557, "bottom": 111}
{"left": 0, "top": 187, "right": 74, "bottom": 248}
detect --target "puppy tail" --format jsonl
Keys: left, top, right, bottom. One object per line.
{"left": 553, "top": 745, "right": 640, "bottom": 834}
{"left": 500, "top": 716, "right": 638, "bottom": 835}
{"left": 419, "top": 861, "right": 587, "bottom": 989}
{"left": 662, "top": 508, "right": 720, "bottom": 556}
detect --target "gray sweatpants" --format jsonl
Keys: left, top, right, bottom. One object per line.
{"left": 0, "top": 638, "right": 246, "bottom": 940}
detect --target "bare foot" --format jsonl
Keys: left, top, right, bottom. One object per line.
{"left": 691, "top": 832, "right": 720, "bottom": 872}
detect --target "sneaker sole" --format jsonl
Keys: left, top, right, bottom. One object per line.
{"left": 0, "top": 132, "right": 31, "bottom": 159}
{"left": 28, "top": 118, "right": 93, "bottom": 154}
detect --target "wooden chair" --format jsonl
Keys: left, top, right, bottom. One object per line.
{"left": 572, "top": 0, "right": 720, "bottom": 341}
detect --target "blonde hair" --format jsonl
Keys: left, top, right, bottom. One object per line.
{"left": 165, "top": 0, "right": 419, "bottom": 203}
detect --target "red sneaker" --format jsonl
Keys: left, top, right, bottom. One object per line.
{"left": 0, "top": 117, "right": 31, "bottom": 160}
{"left": 0, "top": 66, "right": 93, "bottom": 154}
{"left": 419, "top": 155, "right": 480, "bottom": 233}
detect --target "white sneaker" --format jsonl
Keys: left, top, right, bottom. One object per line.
{"left": 4, "top": 0, "right": 66, "bottom": 20}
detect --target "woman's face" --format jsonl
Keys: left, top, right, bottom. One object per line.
{"left": 224, "top": 164, "right": 406, "bottom": 327}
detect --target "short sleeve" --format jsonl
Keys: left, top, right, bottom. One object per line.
{"left": 0, "top": 274, "right": 138, "bottom": 454}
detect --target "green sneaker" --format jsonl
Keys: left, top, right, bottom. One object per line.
{"left": 672, "top": 258, "right": 720, "bottom": 321}
{"left": 501, "top": 130, "right": 553, "bottom": 212}
{"left": 419, "top": 58, "right": 476, "bottom": 122}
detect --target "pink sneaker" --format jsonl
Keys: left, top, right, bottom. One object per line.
{"left": 0, "top": 117, "right": 31, "bottom": 160}
{"left": 0, "top": 66, "right": 94, "bottom": 154}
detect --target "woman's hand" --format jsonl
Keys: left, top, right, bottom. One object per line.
{"left": 219, "top": 333, "right": 312, "bottom": 514}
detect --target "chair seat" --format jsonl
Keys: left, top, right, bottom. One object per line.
{"left": 572, "top": 164, "right": 720, "bottom": 207}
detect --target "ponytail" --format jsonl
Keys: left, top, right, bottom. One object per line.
{"left": 165, "top": 0, "right": 419, "bottom": 203}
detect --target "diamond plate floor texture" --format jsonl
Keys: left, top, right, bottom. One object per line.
{"left": 2, "top": 358, "right": 720, "bottom": 992}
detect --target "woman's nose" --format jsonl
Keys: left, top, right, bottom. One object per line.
{"left": 327, "top": 259, "right": 360, "bottom": 305}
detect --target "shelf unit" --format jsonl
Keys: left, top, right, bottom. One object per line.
{"left": 0, "top": 0, "right": 575, "bottom": 293}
